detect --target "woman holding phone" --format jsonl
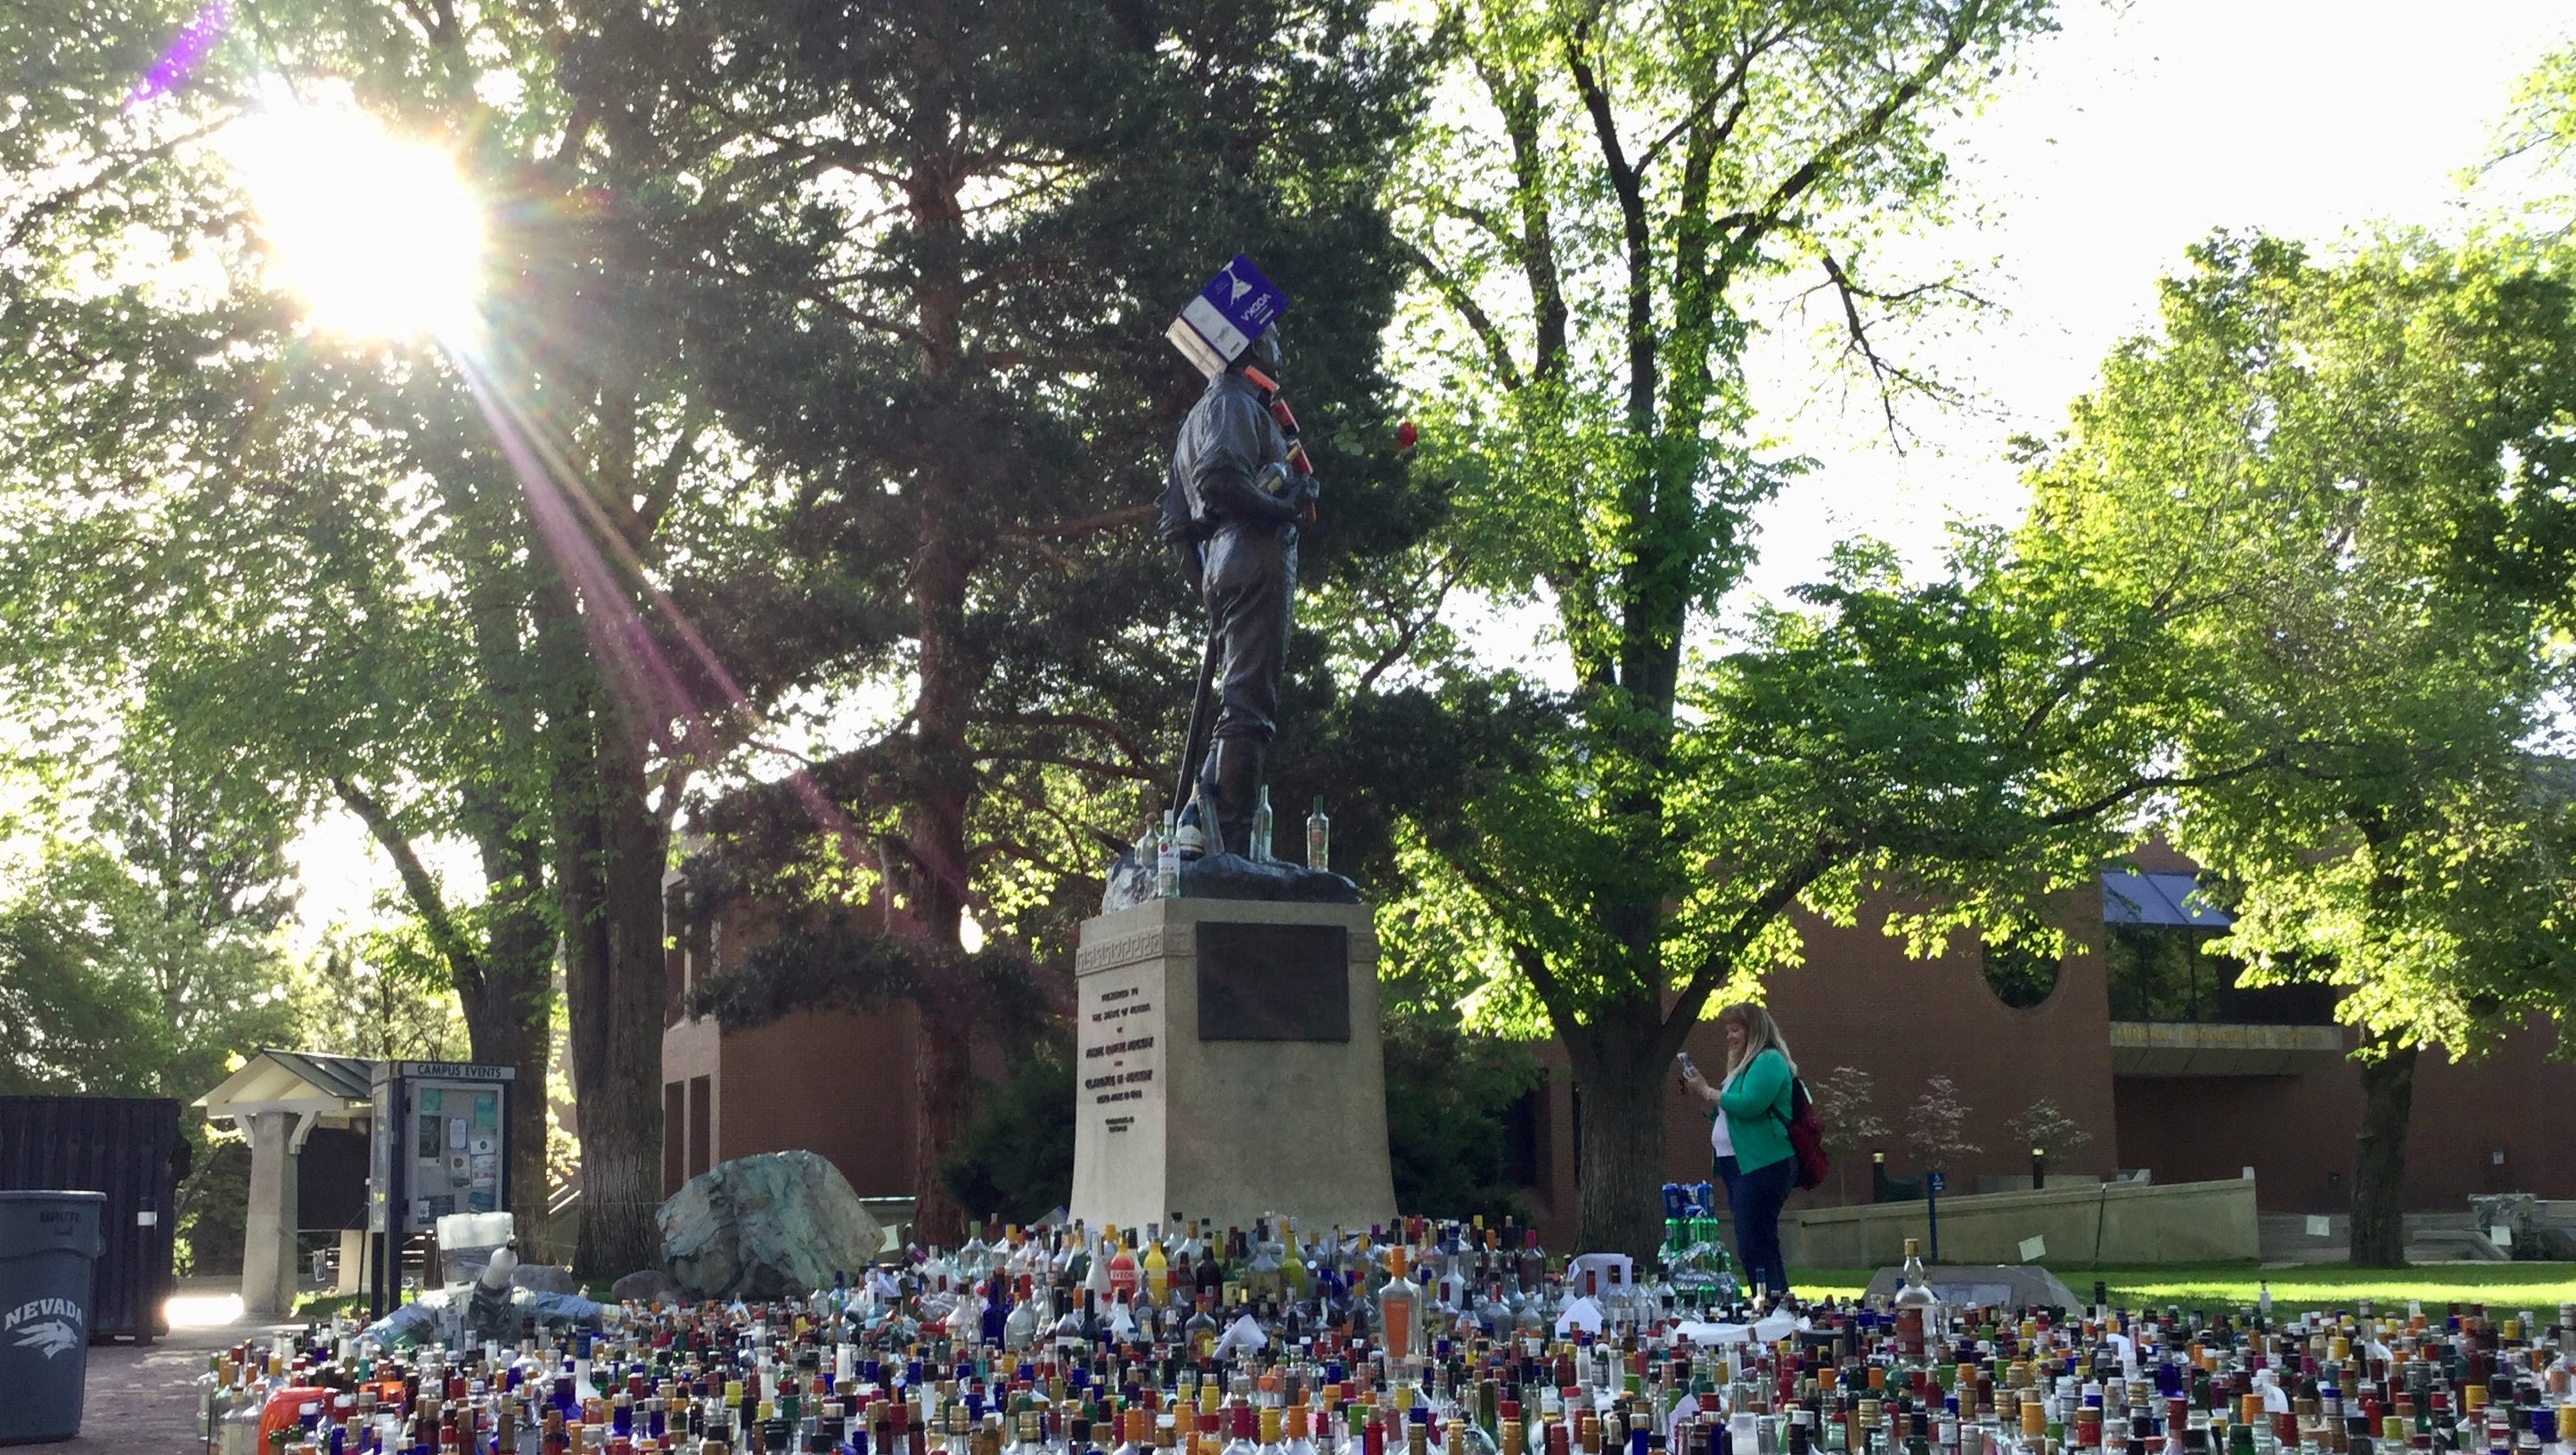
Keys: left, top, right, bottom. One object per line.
{"left": 1677, "top": 1002, "right": 1797, "bottom": 1302}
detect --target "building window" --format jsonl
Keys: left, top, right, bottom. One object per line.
{"left": 1980, "top": 937, "right": 2060, "bottom": 1009}
{"left": 662, "top": 1082, "right": 685, "bottom": 1195}
{"left": 2103, "top": 924, "right": 2337, "bottom": 1025}
{"left": 687, "top": 1076, "right": 712, "bottom": 1179}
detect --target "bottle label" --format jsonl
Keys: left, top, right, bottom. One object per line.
{"left": 1383, "top": 1299, "right": 1411, "bottom": 1356}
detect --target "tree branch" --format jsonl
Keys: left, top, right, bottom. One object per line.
{"left": 997, "top": 504, "right": 1155, "bottom": 541}
{"left": 1395, "top": 240, "right": 1525, "bottom": 393}
{"left": 333, "top": 776, "right": 486, "bottom": 997}
{"left": 1724, "top": 0, "right": 1988, "bottom": 265}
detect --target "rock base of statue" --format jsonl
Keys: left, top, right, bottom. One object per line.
{"left": 1067, "top": 894, "right": 1396, "bottom": 1236}
{"left": 1100, "top": 849, "right": 1359, "bottom": 915}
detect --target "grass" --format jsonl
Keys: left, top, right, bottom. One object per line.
{"left": 291, "top": 1291, "right": 365, "bottom": 1320}
{"left": 1790, "top": 1263, "right": 2576, "bottom": 1314}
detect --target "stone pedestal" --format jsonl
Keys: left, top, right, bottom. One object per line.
{"left": 1069, "top": 896, "right": 1396, "bottom": 1234}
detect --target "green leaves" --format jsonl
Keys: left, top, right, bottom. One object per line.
{"left": 2024, "top": 230, "right": 2576, "bottom": 1059}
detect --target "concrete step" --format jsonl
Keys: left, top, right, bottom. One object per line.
{"left": 2403, "top": 1229, "right": 2506, "bottom": 1263}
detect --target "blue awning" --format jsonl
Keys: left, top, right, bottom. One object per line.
{"left": 2100, "top": 869, "right": 2232, "bottom": 928}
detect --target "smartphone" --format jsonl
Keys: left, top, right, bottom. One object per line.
{"left": 1674, "top": 1051, "right": 1697, "bottom": 1077}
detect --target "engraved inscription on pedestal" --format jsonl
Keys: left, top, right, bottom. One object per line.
{"left": 1075, "top": 955, "right": 1166, "bottom": 1198}
{"left": 1196, "top": 921, "right": 1349, "bottom": 1042}
{"left": 1071, "top": 897, "right": 1395, "bottom": 1234}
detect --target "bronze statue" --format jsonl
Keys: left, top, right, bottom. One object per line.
{"left": 1156, "top": 323, "right": 1313, "bottom": 859}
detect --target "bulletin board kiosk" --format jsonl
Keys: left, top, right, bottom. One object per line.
{"left": 367, "top": 1060, "right": 513, "bottom": 1317}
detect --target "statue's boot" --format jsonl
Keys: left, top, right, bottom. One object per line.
{"left": 1210, "top": 735, "right": 1265, "bottom": 860}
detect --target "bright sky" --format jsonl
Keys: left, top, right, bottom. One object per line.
{"left": 1739, "top": 0, "right": 2574, "bottom": 603}
{"left": 285, "top": 0, "right": 2575, "bottom": 937}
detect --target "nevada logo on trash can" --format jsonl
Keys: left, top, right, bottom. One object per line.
{"left": 5, "top": 1296, "right": 82, "bottom": 1358}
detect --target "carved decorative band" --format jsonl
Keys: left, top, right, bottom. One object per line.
{"left": 1076, "top": 927, "right": 1191, "bottom": 974}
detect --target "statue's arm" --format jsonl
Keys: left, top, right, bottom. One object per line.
{"left": 1190, "top": 394, "right": 1305, "bottom": 525}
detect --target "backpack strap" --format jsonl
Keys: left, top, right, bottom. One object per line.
{"left": 1770, "top": 1075, "right": 1803, "bottom": 1132}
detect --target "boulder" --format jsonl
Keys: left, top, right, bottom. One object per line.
{"left": 611, "top": 1268, "right": 685, "bottom": 1305}
{"left": 510, "top": 1263, "right": 580, "bottom": 1296}
{"left": 656, "top": 1150, "right": 886, "bottom": 1300}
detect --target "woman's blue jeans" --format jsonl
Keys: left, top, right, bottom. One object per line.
{"left": 1714, "top": 1152, "right": 1795, "bottom": 1299}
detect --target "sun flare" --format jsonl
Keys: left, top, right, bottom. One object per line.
{"left": 219, "top": 94, "right": 485, "bottom": 341}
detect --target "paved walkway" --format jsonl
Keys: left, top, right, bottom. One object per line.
{"left": 61, "top": 1295, "right": 295, "bottom": 1455}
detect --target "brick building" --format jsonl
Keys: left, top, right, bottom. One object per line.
{"left": 661, "top": 843, "right": 2576, "bottom": 1246}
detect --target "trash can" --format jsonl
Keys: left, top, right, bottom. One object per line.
{"left": 0, "top": 1190, "right": 104, "bottom": 1445}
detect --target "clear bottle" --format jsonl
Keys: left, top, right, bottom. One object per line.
{"left": 1305, "top": 797, "right": 1329, "bottom": 872}
{"left": 1380, "top": 1245, "right": 1424, "bottom": 1366}
{"left": 1158, "top": 812, "right": 1182, "bottom": 897}
{"left": 1251, "top": 786, "right": 1274, "bottom": 863}
{"left": 1893, "top": 1238, "right": 1938, "bottom": 1361}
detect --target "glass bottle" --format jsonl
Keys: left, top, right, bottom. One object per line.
{"left": 1894, "top": 1238, "right": 1938, "bottom": 1362}
{"left": 1252, "top": 786, "right": 1274, "bottom": 863}
{"left": 1305, "top": 797, "right": 1329, "bottom": 872}
{"left": 1158, "top": 813, "right": 1182, "bottom": 898}
{"left": 1381, "top": 1246, "right": 1424, "bottom": 1366}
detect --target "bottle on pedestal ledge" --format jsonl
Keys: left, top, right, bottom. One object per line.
{"left": 1305, "top": 797, "right": 1329, "bottom": 872}
{"left": 1252, "top": 786, "right": 1274, "bottom": 862}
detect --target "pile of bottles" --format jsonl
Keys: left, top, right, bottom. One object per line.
{"left": 195, "top": 1222, "right": 2576, "bottom": 1455}
{"left": 1657, "top": 1187, "right": 1738, "bottom": 1309}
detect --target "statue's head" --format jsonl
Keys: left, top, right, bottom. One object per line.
{"left": 1233, "top": 322, "right": 1284, "bottom": 379}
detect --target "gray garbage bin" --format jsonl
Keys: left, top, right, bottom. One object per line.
{"left": 0, "top": 1190, "right": 104, "bottom": 1445}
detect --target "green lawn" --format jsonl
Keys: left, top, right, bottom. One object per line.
{"left": 1792, "top": 1263, "right": 2576, "bottom": 1314}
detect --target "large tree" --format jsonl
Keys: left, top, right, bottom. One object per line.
{"left": 1378, "top": 0, "right": 2082, "bottom": 1255}
{"left": 653, "top": 0, "right": 1432, "bottom": 1240}
{"left": 2022, "top": 233, "right": 2576, "bottom": 1264}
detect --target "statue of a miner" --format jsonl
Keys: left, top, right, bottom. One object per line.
{"left": 1158, "top": 257, "right": 1314, "bottom": 860}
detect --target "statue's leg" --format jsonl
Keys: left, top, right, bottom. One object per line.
{"left": 1202, "top": 527, "right": 1291, "bottom": 854}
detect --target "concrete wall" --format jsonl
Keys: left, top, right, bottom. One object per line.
{"left": 1781, "top": 1176, "right": 2260, "bottom": 1268}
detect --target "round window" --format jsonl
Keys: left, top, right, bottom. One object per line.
{"left": 1981, "top": 937, "right": 2060, "bottom": 1009}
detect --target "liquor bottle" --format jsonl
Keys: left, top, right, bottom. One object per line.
{"left": 1305, "top": 797, "right": 1329, "bottom": 872}
{"left": 1381, "top": 1246, "right": 1424, "bottom": 1365}
{"left": 1158, "top": 813, "right": 1182, "bottom": 898}
{"left": 1145, "top": 1233, "right": 1173, "bottom": 1307}
{"left": 1894, "top": 1239, "right": 1937, "bottom": 1361}
{"left": 1108, "top": 1229, "right": 1141, "bottom": 1304}
{"left": 1251, "top": 786, "right": 1275, "bottom": 863}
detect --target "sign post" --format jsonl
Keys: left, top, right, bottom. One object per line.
{"left": 367, "top": 1060, "right": 514, "bottom": 1319}
{"left": 1926, "top": 1169, "right": 1946, "bottom": 1264}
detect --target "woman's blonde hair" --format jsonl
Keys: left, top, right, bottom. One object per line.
{"left": 1717, "top": 1002, "right": 1796, "bottom": 1080}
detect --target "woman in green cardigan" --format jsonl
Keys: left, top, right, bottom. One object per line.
{"left": 1678, "top": 1002, "right": 1796, "bottom": 1301}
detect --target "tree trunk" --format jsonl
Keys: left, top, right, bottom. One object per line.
{"left": 1568, "top": 1016, "right": 1667, "bottom": 1259}
{"left": 2349, "top": 1040, "right": 2417, "bottom": 1267}
{"left": 555, "top": 691, "right": 671, "bottom": 1279}
{"left": 458, "top": 821, "right": 558, "bottom": 1263}
{"left": 903, "top": 537, "right": 976, "bottom": 1246}
{"left": 911, "top": 997, "right": 975, "bottom": 1245}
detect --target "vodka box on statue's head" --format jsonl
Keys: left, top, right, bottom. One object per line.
{"left": 1068, "top": 895, "right": 1394, "bottom": 1238}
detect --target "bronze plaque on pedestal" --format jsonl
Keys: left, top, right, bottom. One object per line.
{"left": 1196, "top": 921, "right": 1350, "bottom": 1042}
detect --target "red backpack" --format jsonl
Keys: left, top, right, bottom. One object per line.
{"left": 1772, "top": 1076, "right": 1829, "bottom": 1192}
